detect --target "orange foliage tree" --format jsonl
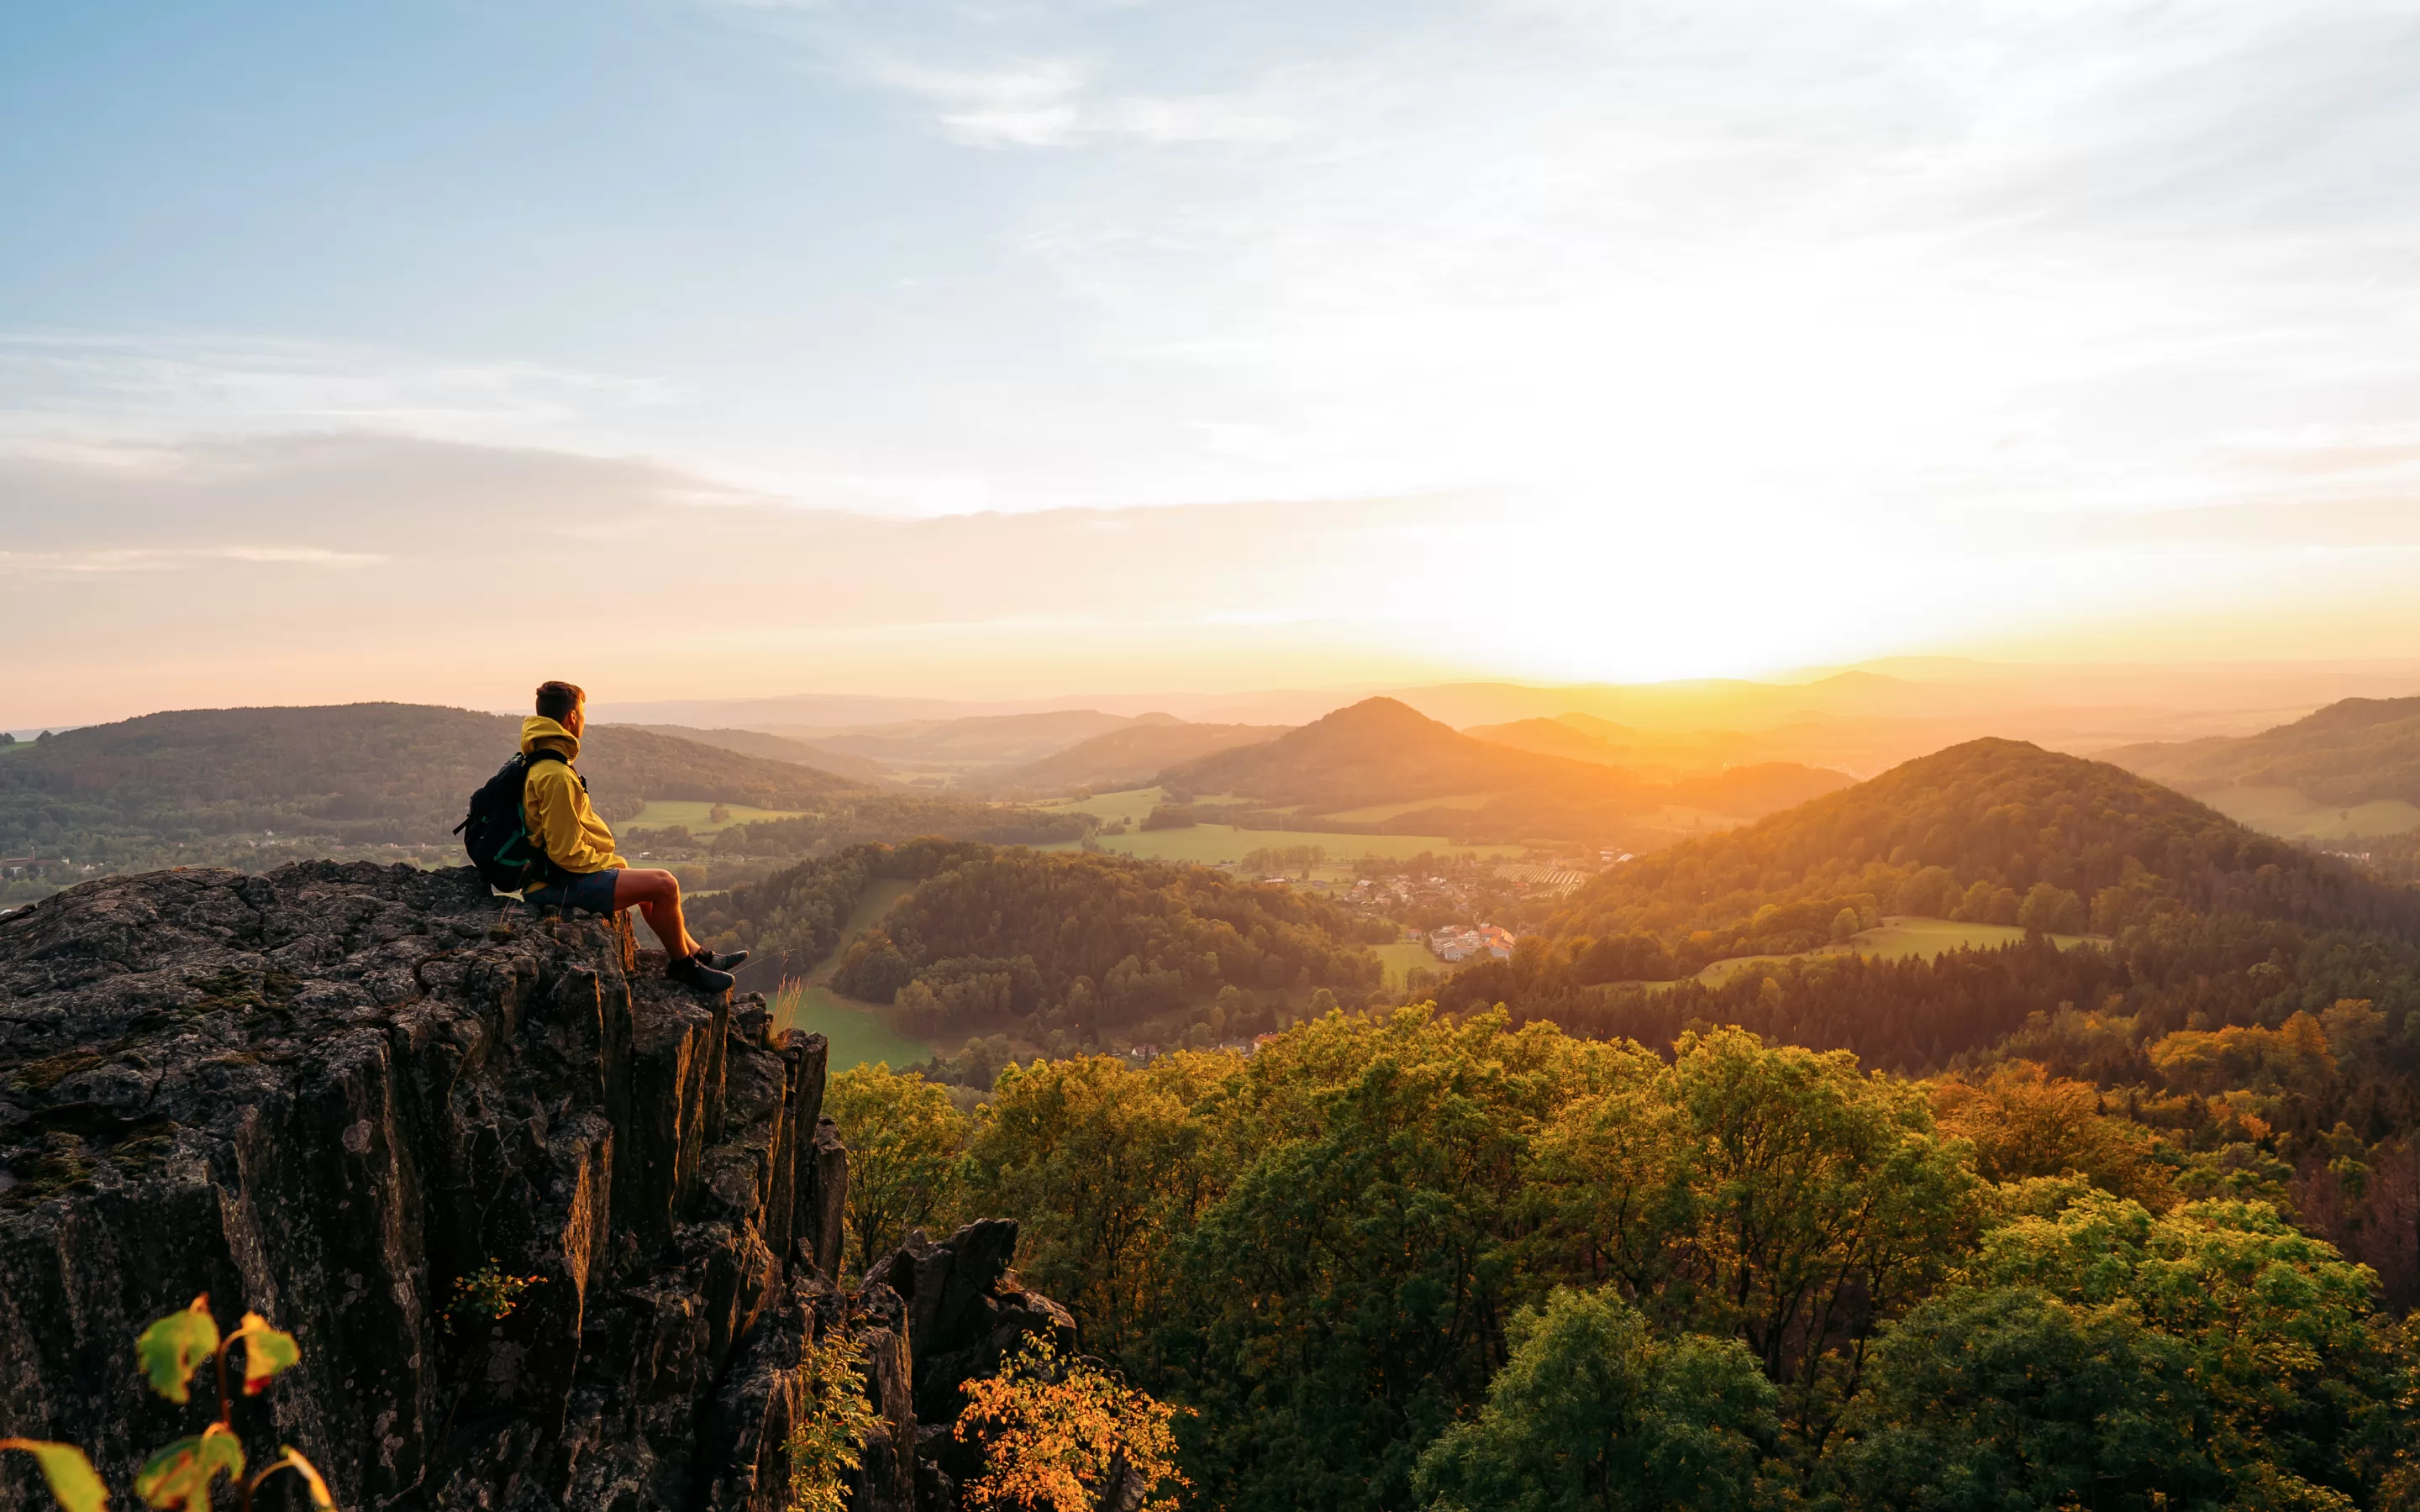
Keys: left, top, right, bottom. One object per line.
{"left": 955, "top": 1336, "right": 1188, "bottom": 1512}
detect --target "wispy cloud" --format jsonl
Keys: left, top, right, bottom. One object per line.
{"left": 0, "top": 544, "right": 388, "bottom": 575}
{"left": 870, "top": 58, "right": 1293, "bottom": 148}
{"left": 0, "top": 331, "right": 671, "bottom": 450}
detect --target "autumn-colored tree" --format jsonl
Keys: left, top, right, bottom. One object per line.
{"left": 1929, "top": 1060, "right": 2174, "bottom": 1208}
{"left": 955, "top": 1336, "right": 1187, "bottom": 1512}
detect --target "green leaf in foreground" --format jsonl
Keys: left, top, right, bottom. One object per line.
{"left": 0, "top": 1438, "right": 110, "bottom": 1512}
{"left": 134, "top": 1297, "right": 219, "bottom": 1405}
{"left": 134, "top": 1428, "right": 243, "bottom": 1512}
{"left": 234, "top": 1312, "right": 301, "bottom": 1394}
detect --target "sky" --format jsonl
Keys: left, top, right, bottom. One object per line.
{"left": 5, "top": 0, "right": 2420, "bottom": 724}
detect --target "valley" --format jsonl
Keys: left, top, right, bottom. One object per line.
{"left": 769, "top": 877, "right": 930, "bottom": 1070}
{"left": 13, "top": 686, "right": 2420, "bottom": 1510}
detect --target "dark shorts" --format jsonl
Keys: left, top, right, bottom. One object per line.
{"left": 525, "top": 869, "right": 622, "bottom": 916}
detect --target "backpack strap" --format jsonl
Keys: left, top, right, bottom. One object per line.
{"left": 519, "top": 747, "right": 578, "bottom": 886}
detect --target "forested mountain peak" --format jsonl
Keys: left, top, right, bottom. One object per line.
{"left": 1159, "top": 696, "right": 1609, "bottom": 807}
{"left": 1549, "top": 736, "right": 2415, "bottom": 947}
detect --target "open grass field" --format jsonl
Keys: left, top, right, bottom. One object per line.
{"left": 771, "top": 982, "right": 933, "bottom": 1070}
{"left": 1043, "top": 787, "right": 1515, "bottom": 864}
{"left": 1044, "top": 786, "right": 1176, "bottom": 824}
{"left": 765, "top": 875, "right": 928, "bottom": 1070}
{"left": 1635, "top": 805, "right": 1753, "bottom": 834}
{"left": 1325, "top": 791, "right": 1504, "bottom": 823}
{"left": 1053, "top": 825, "right": 1514, "bottom": 865}
{"left": 818, "top": 878, "right": 915, "bottom": 967}
{"left": 1375, "top": 940, "right": 1450, "bottom": 990}
{"left": 627, "top": 798, "right": 808, "bottom": 834}
{"left": 2198, "top": 785, "right": 2420, "bottom": 842}
{"left": 1664, "top": 915, "right": 2099, "bottom": 990}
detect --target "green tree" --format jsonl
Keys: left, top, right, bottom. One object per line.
{"left": 1839, "top": 1285, "right": 2217, "bottom": 1512}
{"left": 1413, "top": 1289, "right": 1776, "bottom": 1512}
{"left": 1660, "top": 1030, "right": 1978, "bottom": 1446}
{"left": 2016, "top": 882, "right": 2085, "bottom": 936}
{"left": 1171, "top": 1010, "right": 1634, "bottom": 1512}
{"left": 825, "top": 1063, "right": 969, "bottom": 1275}
{"left": 964, "top": 1053, "right": 1223, "bottom": 1358}
{"left": 1971, "top": 1188, "right": 2416, "bottom": 1504}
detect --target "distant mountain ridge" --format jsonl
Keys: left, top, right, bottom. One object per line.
{"left": 1465, "top": 714, "right": 1773, "bottom": 775}
{"left": 0, "top": 703, "right": 867, "bottom": 845}
{"left": 2102, "top": 694, "right": 2420, "bottom": 809}
{"left": 1156, "top": 697, "right": 1851, "bottom": 845}
{"left": 979, "top": 720, "right": 1291, "bottom": 795}
{"left": 1164, "top": 697, "right": 1598, "bottom": 809}
{"left": 614, "top": 723, "right": 895, "bottom": 784}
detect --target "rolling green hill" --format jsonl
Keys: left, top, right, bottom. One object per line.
{"left": 1547, "top": 738, "right": 2414, "bottom": 956}
{"left": 0, "top": 703, "right": 1082, "bottom": 879}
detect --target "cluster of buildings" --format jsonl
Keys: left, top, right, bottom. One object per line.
{"left": 1417, "top": 923, "right": 1518, "bottom": 963}
{"left": 1348, "top": 874, "right": 1476, "bottom": 912}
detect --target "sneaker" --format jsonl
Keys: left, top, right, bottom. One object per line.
{"left": 697, "top": 947, "right": 750, "bottom": 972}
{"left": 667, "top": 954, "right": 735, "bottom": 993}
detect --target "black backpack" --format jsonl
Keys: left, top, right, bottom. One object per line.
{"left": 455, "top": 748, "right": 572, "bottom": 892}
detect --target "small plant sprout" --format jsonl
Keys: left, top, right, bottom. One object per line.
{"left": 449, "top": 1260, "right": 544, "bottom": 1325}
{"left": 0, "top": 1294, "right": 338, "bottom": 1511}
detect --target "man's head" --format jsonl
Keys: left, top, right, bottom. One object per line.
{"left": 536, "top": 680, "right": 587, "bottom": 736}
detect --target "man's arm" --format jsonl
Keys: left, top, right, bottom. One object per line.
{"left": 526, "top": 764, "right": 623, "bottom": 873}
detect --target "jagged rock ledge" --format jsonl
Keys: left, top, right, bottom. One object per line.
{"left": 0, "top": 862, "right": 1070, "bottom": 1511}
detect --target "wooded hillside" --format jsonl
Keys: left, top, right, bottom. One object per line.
{"left": 832, "top": 848, "right": 1386, "bottom": 1039}
{"left": 2105, "top": 695, "right": 2420, "bottom": 807}
{"left": 1549, "top": 738, "right": 2417, "bottom": 954}
{"left": 0, "top": 703, "right": 1081, "bottom": 878}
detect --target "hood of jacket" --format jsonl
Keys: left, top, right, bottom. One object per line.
{"left": 520, "top": 715, "right": 581, "bottom": 762}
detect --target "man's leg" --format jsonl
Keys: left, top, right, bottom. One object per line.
{"left": 612, "top": 868, "right": 699, "bottom": 958}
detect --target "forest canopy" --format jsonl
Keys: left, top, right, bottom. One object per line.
{"left": 861, "top": 1011, "right": 2420, "bottom": 1511}
{"left": 825, "top": 848, "right": 1387, "bottom": 1039}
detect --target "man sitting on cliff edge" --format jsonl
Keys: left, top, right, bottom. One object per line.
{"left": 521, "top": 679, "right": 745, "bottom": 993}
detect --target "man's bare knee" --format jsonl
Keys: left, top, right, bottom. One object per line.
{"left": 614, "top": 869, "right": 681, "bottom": 910}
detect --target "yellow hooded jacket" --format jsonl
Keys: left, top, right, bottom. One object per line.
{"left": 519, "top": 717, "right": 626, "bottom": 877}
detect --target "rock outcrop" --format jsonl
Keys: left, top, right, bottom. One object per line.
{"left": 0, "top": 862, "right": 1067, "bottom": 1511}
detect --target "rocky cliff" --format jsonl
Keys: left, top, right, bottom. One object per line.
{"left": 0, "top": 862, "right": 1070, "bottom": 1510}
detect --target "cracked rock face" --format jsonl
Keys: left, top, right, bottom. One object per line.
{"left": 0, "top": 863, "right": 1065, "bottom": 1512}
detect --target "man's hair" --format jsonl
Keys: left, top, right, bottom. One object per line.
{"left": 535, "top": 681, "right": 586, "bottom": 722}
